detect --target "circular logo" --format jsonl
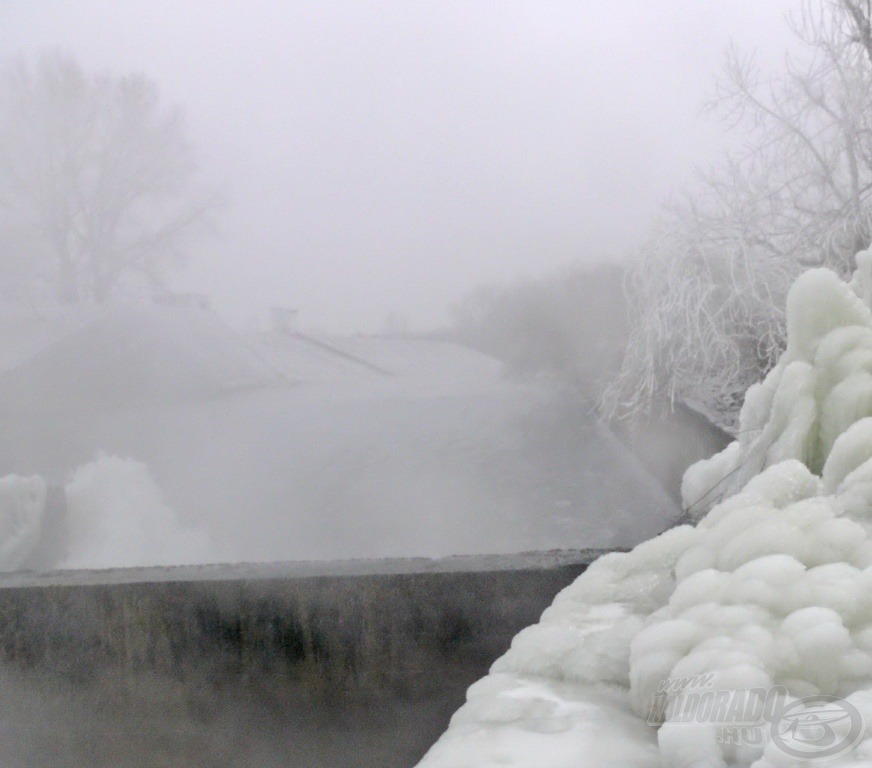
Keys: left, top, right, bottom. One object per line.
{"left": 771, "top": 695, "right": 865, "bottom": 761}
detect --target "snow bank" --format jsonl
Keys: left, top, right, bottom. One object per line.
{"left": 417, "top": 250, "right": 872, "bottom": 767}
{"left": 62, "top": 454, "right": 213, "bottom": 569}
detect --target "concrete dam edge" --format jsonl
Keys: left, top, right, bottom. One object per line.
{"left": 0, "top": 549, "right": 614, "bottom": 766}
{"left": 0, "top": 550, "right": 609, "bottom": 691}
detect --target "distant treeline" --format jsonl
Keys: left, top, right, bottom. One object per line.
{"left": 449, "top": 263, "right": 628, "bottom": 403}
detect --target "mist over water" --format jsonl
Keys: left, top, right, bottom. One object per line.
{"left": 0, "top": 661, "right": 460, "bottom": 767}
{"left": 0, "top": 304, "right": 682, "bottom": 568}
{"left": 0, "top": 2, "right": 779, "bottom": 569}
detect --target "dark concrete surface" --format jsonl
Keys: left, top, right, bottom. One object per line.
{"left": 0, "top": 550, "right": 608, "bottom": 767}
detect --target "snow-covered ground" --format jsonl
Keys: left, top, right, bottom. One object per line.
{"left": 417, "top": 252, "right": 872, "bottom": 766}
{"left": 0, "top": 306, "right": 677, "bottom": 568}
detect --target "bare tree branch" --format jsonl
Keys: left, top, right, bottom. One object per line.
{"left": 0, "top": 54, "right": 215, "bottom": 304}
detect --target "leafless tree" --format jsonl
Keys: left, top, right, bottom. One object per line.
{"left": 0, "top": 53, "right": 213, "bottom": 305}
{"left": 603, "top": 0, "right": 872, "bottom": 430}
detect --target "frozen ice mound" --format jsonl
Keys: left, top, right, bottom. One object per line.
{"left": 0, "top": 455, "right": 212, "bottom": 572}
{"left": 417, "top": 250, "right": 872, "bottom": 767}
{"left": 682, "top": 250, "right": 872, "bottom": 518}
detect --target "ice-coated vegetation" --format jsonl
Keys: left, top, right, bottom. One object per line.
{"left": 417, "top": 252, "right": 872, "bottom": 767}
{"left": 682, "top": 249, "right": 872, "bottom": 517}
{"left": 605, "top": 1, "right": 872, "bottom": 432}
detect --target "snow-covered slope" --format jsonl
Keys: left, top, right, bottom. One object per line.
{"left": 417, "top": 251, "right": 872, "bottom": 767}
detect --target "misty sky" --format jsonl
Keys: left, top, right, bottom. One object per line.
{"left": 0, "top": 1, "right": 797, "bottom": 332}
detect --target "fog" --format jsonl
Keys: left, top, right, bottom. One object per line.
{"left": 0, "top": 661, "right": 454, "bottom": 767}
{"left": 0, "top": 309, "right": 681, "bottom": 567}
{"left": 0, "top": 4, "right": 786, "bottom": 566}
{"left": 1, "top": 1, "right": 796, "bottom": 332}
{"left": 0, "top": 5, "right": 819, "bottom": 768}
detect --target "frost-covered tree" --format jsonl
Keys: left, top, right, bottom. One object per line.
{"left": 0, "top": 54, "right": 212, "bottom": 305}
{"left": 603, "top": 0, "right": 872, "bottom": 430}
{"left": 452, "top": 263, "right": 628, "bottom": 401}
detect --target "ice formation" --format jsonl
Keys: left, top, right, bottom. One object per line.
{"left": 0, "top": 474, "right": 46, "bottom": 570}
{"left": 681, "top": 250, "right": 872, "bottom": 518}
{"left": 417, "top": 250, "right": 872, "bottom": 767}
{"left": 63, "top": 454, "right": 213, "bottom": 569}
{"left": 0, "top": 455, "right": 213, "bottom": 572}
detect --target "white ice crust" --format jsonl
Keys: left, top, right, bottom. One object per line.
{"left": 418, "top": 250, "right": 872, "bottom": 767}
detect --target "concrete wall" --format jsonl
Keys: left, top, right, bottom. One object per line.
{"left": 0, "top": 551, "right": 607, "bottom": 767}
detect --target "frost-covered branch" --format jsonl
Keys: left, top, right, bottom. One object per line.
{"left": 603, "top": 0, "right": 872, "bottom": 430}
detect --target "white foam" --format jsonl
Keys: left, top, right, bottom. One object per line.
{"left": 62, "top": 454, "right": 213, "bottom": 569}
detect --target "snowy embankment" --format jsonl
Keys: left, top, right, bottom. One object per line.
{"left": 417, "top": 252, "right": 872, "bottom": 767}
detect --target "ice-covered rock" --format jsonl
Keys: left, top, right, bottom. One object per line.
{"left": 417, "top": 251, "right": 872, "bottom": 767}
